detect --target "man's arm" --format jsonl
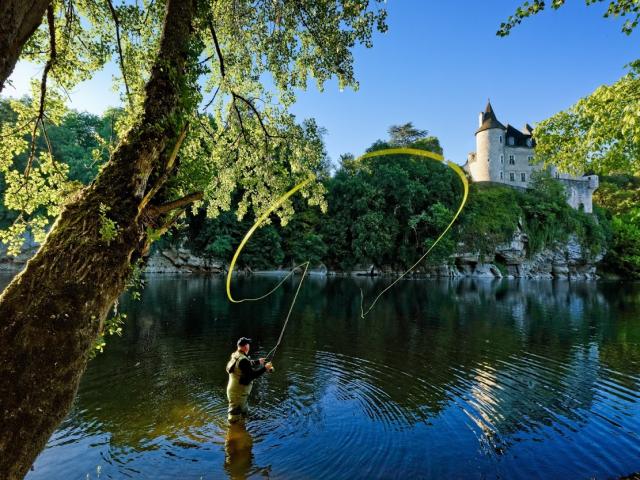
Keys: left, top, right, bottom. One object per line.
{"left": 249, "top": 358, "right": 264, "bottom": 367}
{"left": 238, "top": 358, "right": 266, "bottom": 384}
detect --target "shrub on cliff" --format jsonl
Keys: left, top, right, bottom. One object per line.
{"left": 595, "top": 176, "right": 640, "bottom": 278}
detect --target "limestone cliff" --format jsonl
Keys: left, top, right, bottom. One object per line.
{"left": 1, "top": 229, "right": 605, "bottom": 279}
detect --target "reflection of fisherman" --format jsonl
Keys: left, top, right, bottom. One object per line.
{"left": 226, "top": 337, "right": 273, "bottom": 423}
{"left": 224, "top": 421, "right": 254, "bottom": 479}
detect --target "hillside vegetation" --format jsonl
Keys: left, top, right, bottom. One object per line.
{"left": 0, "top": 103, "right": 630, "bottom": 275}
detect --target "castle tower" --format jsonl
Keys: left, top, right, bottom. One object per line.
{"left": 464, "top": 100, "right": 599, "bottom": 213}
{"left": 471, "top": 101, "right": 505, "bottom": 182}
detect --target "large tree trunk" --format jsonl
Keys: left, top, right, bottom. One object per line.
{"left": 0, "top": 0, "right": 50, "bottom": 93}
{"left": 0, "top": 0, "right": 197, "bottom": 478}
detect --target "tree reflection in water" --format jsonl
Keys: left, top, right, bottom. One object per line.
{"left": 2, "top": 273, "right": 638, "bottom": 480}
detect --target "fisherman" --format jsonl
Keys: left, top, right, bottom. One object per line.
{"left": 226, "top": 337, "right": 273, "bottom": 423}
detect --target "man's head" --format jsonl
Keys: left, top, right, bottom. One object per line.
{"left": 237, "top": 337, "right": 252, "bottom": 354}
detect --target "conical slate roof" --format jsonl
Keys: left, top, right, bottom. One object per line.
{"left": 476, "top": 100, "right": 505, "bottom": 134}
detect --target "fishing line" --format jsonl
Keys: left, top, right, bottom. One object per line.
{"left": 225, "top": 148, "right": 468, "bottom": 357}
{"left": 355, "top": 148, "right": 469, "bottom": 319}
{"left": 226, "top": 177, "right": 314, "bottom": 361}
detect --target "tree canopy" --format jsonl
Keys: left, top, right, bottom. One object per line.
{"left": 0, "top": 0, "right": 389, "bottom": 255}
{"left": 532, "top": 61, "right": 640, "bottom": 176}
{"left": 388, "top": 122, "right": 429, "bottom": 146}
{"left": 498, "top": 0, "right": 640, "bottom": 37}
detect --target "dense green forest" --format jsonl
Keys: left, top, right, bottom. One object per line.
{"left": 182, "top": 142, "right": 610, "bottom": 272}
{"left": 594, "top": 175, "right": 640, "bottom": 278}
{"left": 0, "top": 98, "right": 119, "bottom": 230}
{"left": 1, "top": 101, "right": 637, "bottom": 277}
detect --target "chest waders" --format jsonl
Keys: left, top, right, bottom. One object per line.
{"left": 226, "top": 352, "right": 252, "bottom": 423}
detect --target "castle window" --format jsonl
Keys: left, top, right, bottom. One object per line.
{"left": 527, "top": 138, "right": 533, "bottom": 147}
{"left": 500, "top": 172, "right": 504, "bottom": 180}
{"left": 499, "top": 135, "right": 503, "bottom": 144}
{"left": 509, "top": 155, "right": 515, "bottom": 165}
{"left": 500, "top": 154, "right": 504, "bottom": 164}
{"left": 509, "top": 172, "right": 515, "bottom": 182}
{"left": 527, "top": 155, "right": 533, "bottom": 163}
{"left": 508, "top": 137, "right": 515, "bottom": 146}
{"left": 521, "top": 173, "right": 526, "bottom": 182}
{"left": 556, "top": 172, "right": 560, "bottom": 179}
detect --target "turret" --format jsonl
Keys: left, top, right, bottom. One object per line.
{"left": 471, "top": 101, "right": 505, "bottom": 182}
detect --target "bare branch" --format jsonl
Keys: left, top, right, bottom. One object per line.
{"left": 24, "top": 4, "right": 56, "bottom": 180}
{"left": 106, "top": 0, "right": 132, "bottom": 106}
{"left": 208, "top": 18, "right": 226, "bottom": 78}
{"left": 148, "top": 191, "right": 204, "bottom": 216}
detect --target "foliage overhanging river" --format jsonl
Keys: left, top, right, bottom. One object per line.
{"left": 4, "top": 273, "right": 640, "bottom": 480}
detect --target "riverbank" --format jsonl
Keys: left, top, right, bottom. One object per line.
{"left": 142, "top": 227, "right": 604, "bottom": 280}
{"left": 0, "top": 230, "right": 608, "bottom": 280}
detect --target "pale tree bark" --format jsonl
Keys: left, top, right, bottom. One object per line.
{"left": 0, "top": 0, "right": 50, "bottom": 93}
{"left": 0, "top": 0, "right": 198, "bottom": 478}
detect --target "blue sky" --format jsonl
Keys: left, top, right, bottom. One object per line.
{"left": 4, "top": 1, "right": 638, "bottom": 166}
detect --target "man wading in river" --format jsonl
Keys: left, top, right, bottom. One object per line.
{"left": 226, "top": 337, "right": 274, "bottom": 423}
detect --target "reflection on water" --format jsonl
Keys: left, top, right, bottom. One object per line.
{"left": 224, "top": 422, "right": 254, "bottom": 480}
{"left": 1, "top": 273, "right": 639, "bottom": 479}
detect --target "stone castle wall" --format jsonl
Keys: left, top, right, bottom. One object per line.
{"left": 470, "top": 122, "right": 598, "bottom": 213}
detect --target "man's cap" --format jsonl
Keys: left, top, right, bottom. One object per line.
{"left": 237, "top": 337, "right": 252, "bottom": 347}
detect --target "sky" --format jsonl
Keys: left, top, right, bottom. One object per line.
{"left": 4, "top": 0, "right": 639, "bottom": 167}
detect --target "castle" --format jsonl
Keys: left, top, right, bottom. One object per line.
{"left": 463, "top": 101, "right": 598, "bottom": 213}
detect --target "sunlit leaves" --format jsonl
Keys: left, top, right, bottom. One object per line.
{"left": 533, "top": 62, "right": 640, "bottom": 176}
{"left": 1, "top": 0, "right": 387, "bottom": 254}
{"left": 498, "top": 0, "right": 639, "bottom": 36}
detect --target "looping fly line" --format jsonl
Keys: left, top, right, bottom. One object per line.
{"left": 225, "top": 148, "right": 468, "bottom": 357}
{"left": 226, "top": 177, "right": 314, "bottom": 360}
{"left": 355, "top": 148, "right": 469, "bottom": 318}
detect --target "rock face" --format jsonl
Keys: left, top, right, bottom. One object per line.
{"left": 145, "top": 247, "right": 224, "bottom": 273}
{"left": 0, "top": 235, "right": 39, "bottom": 272}
{"left": 447, "top": 229, "right": 603, "bottom": 280}
{"left": 0, "top": 229, "right": 604, "bottom": 279}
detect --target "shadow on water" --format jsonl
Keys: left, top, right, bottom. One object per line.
{"left": 224, "top": 422, "right": 254, "bottom": 480}
{"left": 2, "top": 273, "right": 640, "bottom": 479}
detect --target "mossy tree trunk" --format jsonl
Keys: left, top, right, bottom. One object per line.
{"left": 0, "top": 0, "right": 197, "bottom": 478}
{"left": 0, "top": 0, "right": 50, "bottom": 93}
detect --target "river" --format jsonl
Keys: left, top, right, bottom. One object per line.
{"left": 3, "top": 273, "right": 640, "bottom": 479}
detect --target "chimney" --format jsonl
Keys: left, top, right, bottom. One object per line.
{"left": 478, "top": 112, "right": 484, "bottom": 128}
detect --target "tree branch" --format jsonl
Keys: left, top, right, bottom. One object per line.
{"left": 24, "top": 3, "right": 56, "bottom": 180}
{"left": 106, "top": 0, "right": 132, "bottom": 106}
{"left": 232, "top": 98, "right": 250, "bottom": 146}
{"left": 206, "top": 16, "right": 278, "bottom": 155}
{"left": 208, "top": 18, "right": 225, "bottom": 78}
{"left": 232, "top": 92, "right": 275, "bottom": 141}
{"left": 150, "top": 191, "right": 204, "bottom": 216}
{"left": 148, "top": 208, "right": 183, "bottom": 240}
{"left": 137, "top": 124, "right": 189, "bottom": 217}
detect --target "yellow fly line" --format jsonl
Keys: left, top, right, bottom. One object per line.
{"left": 225, "top": 176, "right": 314, "bottom": 360}
{"left": 225, "top": 147, "right": 468, "bottom": 353}
{"left": 355, "top": 148, "right": 469, "bottom": 318}
{"left": 225, "top": 176, "right": 315, "bottom": 304}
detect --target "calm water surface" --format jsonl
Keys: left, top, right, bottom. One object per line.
{"left": 3, "top": 273, "right": 640, "bottom": 479}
